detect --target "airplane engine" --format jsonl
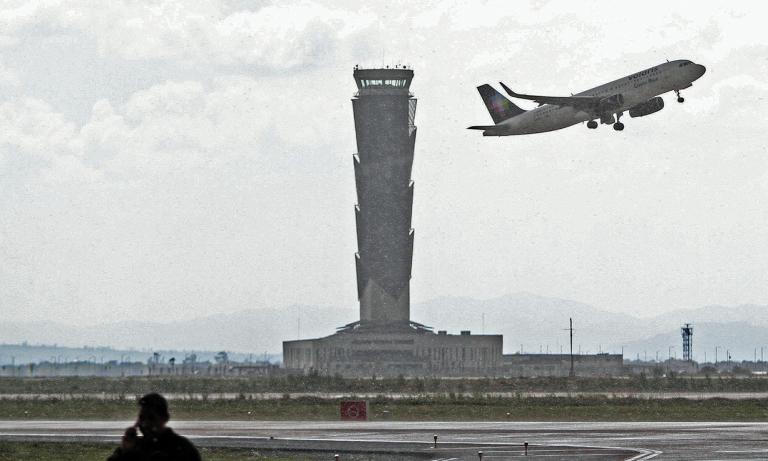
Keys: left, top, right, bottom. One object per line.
{"left": 598, "top": 94, "right": 624, "bottom": 113}
{"left": 629, "top": 97, "right": 664, "bottom": 118}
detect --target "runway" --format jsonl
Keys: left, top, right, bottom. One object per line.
{"left": 2, "top": 391, "right": 767, "bottom": 400}
{"left": 1, "top": 420, "right": 767, "bottom": 459}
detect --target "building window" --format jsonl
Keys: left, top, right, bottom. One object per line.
{"left": 361, "top": 79, "right": 407, "bottom": 88}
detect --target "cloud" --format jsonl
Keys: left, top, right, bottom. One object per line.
{"left": 0, "top": 98, "right": 79, "bottom": 162}
{"left": 0, "top": 72, "right": 357, "bottom": 323}
{"left": 0, "top": 58, "right": 19, "bottom": 89}
{"left": 1, "top": 0, "right": 768, "bottom": 328}
{"left": 0, "top": 1, "right": 373, "bottom": 72}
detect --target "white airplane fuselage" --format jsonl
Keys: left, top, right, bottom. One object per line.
{"left": 484, "top": 60, "right": 706, "bottom": 135}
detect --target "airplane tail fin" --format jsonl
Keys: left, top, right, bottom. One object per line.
{"left": 477, "top": 84, "right": 526, "bottom": 124}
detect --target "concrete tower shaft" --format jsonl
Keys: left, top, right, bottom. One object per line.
{"left": 352, "top": 68, "right": 417, "bottom": 325}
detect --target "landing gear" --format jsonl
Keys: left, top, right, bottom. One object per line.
{"left": 587, "top": 120, "right": 598, "bottom": 129}
{"left": 675, "top": 90, "right": 685, "bottom": 103}
{"left": 613, "top": 111, "right": 625, "bottom": 131}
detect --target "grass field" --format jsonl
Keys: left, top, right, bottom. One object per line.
{"left": 2, "top": 374, "right": 768, "bottom": 396}
{"left": 0, "top": 442, "right": 296, "bottom": 461}
{"left": 1, "top": 394, "right": 767, "bottom": 421}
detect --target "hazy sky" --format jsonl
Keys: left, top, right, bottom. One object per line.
{"left": 1, "top": 1, "right": 767, "bottom": 326}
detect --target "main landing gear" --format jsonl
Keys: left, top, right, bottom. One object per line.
{"left": 675, "top": 89, "right": 685, "bottom": 103}
{"left": 613, "top": 112, "right": 624, "bottom": 131}
{"left": 587, "top": 112, "right": 624, "bottom": 131}
{"left": 586, "top": 116, "right": 623, "bottom": 131}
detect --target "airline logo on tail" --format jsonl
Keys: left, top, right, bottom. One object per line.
{"left": 477, "top": 84, "right": 526, "bottom": 124}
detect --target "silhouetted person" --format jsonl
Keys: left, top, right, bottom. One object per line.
{"left": 108, "top": 392, "right": 201, "bottom": 461}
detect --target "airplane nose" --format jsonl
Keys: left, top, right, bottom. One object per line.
{"left": 696, "top": 64, "right": 706, "bottom": 78}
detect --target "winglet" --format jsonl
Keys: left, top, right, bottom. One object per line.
{"left": 499, "top": 81, "right": 517, "bottom": 98}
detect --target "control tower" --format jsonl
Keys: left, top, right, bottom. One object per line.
{"left": 352, "top": 67, "right": 417, "bottom": 326}
{"left": 282, "top": 67, "right": 503, "bottom": 377}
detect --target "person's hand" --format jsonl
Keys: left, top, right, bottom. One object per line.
{"left": 122, "top": 426, "right": 138, "bottom": 450}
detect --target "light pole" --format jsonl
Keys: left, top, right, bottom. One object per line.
{"left": 715, "top": 346, "right": 720, "bottom": 365}
{"left": 668, "top": 346, "right": 674, "bottom": 373}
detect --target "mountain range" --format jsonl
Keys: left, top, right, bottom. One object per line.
{"left": 1, "top": 293, "right": 766, "bottom": 362}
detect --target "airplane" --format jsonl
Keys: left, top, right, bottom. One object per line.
{"left": 468, "top": 59, "right": 706, "bottom": 135}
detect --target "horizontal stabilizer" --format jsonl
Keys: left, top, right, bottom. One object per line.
{"left": 467, "top": 125, "right": 497, "bottom": 130}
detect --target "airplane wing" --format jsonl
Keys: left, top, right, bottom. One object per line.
{"left": 499, "top": 82, "right": 601, "bottom": 109}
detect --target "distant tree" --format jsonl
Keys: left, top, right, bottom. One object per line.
{"left": 732, "top": 366, "right": 752, "bottom": 376}
{"left": 699, "top": 366, "right": 717, "bottom": 375}
{"left": 214, "top": 351, "right": 229, "bottom": 364}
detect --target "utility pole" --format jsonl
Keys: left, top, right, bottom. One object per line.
{"left": 569, "top": 318, "right": 575, "bottom": 377}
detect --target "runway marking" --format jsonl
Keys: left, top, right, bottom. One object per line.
{"left": 625, "top": 449, "right": 662, "bottom": 460}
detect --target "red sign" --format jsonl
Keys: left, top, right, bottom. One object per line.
{"left": 340, "top": 400, "right": 368, "bottom": 421}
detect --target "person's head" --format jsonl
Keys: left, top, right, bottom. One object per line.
{"left": 137, "top": 393, "right": 170, "bottom": 436}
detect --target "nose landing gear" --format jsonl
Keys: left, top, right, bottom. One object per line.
{"left": 587, "top": 120, "right": 598, "bottom": 129}
{"left": 675, "top": 90, "right": 685, "bottom": 103}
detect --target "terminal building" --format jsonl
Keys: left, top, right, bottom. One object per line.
{"left": 282, "top": 67, "right": 623, "bottom": 378}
